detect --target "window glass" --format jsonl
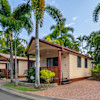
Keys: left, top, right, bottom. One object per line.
{"left": 77, "top": 56, "right": 81, "bottom": 68}
{"left": 85, "top": 59, "right": 88, "bottom": 68}
{"left": 29, "top": 62, "right": 34, "bottom": 68}
{"left": 47, "top": 57, "right": 58, "bottom": 67}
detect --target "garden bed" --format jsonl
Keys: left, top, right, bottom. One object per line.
{"left": 18, "top": 81, "right": 58, "bottom": 89}
{"left": 3, "top": 83, "right": 45, "bottom": 91}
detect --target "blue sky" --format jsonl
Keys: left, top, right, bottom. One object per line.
{"left": 8, "top": 0, "right": 100, "bottom": 43}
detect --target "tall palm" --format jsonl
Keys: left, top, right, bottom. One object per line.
{"left": 30, "top": 0, "right": 63, "bottom": 88}
{"left": 47, "top": 18, "right": 74, "bottom": 41}
{"left": 94, "top": 34, "right": 100, "bottom": 64}
{"left": 0, "top": 0, "right": 33, "bottom": 83}
{"left": 76, "top": 35, "right": 87, "bottom": 54}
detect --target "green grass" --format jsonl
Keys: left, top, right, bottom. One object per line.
{"left": 3, "top": 83, "right": 45, "bottom": 91}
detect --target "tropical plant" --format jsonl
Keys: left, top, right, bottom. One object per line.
{"left": 76, "top": 35, "right": 87, "bottom": 54}
{"left": 0, "top": 36, "right": 27, "bottom": 56}
{"left": 40, "top": 70, "right": 55, "bottom": 83}
{"left": 92, "top": 64, "right": 100, "bottom": 73}
{"left": 30, "top": 0, "right": 63, "bottom": 88}
{"left": 0, "top": 0, "right": 33, "bottom": 84}
{"left": 46, "top": 36, "right": 64, "bottom": 46}
{"left": 47, "top": 18, "right": 74, "bottom": 40}
{"left": 0, "top": 72, "right": 4, "bottom": 79}
{"left": 27, "top": 68, "right": 35, "bottom": 83}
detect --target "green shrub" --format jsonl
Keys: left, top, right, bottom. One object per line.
{"left": 40, "top": 70, "right": 55, "bottom": 83}
{"left": 92, "top": 64, "right": 100, "bottom": 73}
{"left": 27, "top": 68, "right": 35, "bottom": 83}
{"left": 0, "top": 72, "right": 4, "bottom": 79}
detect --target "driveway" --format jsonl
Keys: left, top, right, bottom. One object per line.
{"left": 28, "top": 80, "right": 100, "bottom": 100}
{"left": 0, "top": 89, "right": 33, "bottom": 100}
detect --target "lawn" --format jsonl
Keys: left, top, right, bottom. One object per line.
{"left": 3, "top": 83, "right": 45, "bottom": 91}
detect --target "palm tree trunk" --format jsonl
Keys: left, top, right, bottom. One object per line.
{"left": 35, "top": 19, "right": 40, "bottom": 88}
{"left": 15, "top": 33, "right": 18, "bottom": 86}
{"left": 10, "top": 33, "right": 14, "bottom": 83}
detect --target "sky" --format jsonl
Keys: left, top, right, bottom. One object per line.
{"left": 8, "top": 0, "right": 100, "bottom": 43}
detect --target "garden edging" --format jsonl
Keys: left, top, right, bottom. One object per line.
{"left": 18, "top": 81, "right": 58, "bottom": 88}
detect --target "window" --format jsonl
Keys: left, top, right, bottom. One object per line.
{"left": 29, "top": 61, "right": 34, "bottom": 68}
{"left": 85, "top": 59, "right": 88, "bottom": 68}
{"left": 77, "top": 56, "right": 81, "bottom": 68}
{"left": 47, "top": 57, "right": 58, "bottom": 67}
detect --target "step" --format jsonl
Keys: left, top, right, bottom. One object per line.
{"left": 61, "top": 79, "right": 69, "bottom": 82}
{"left": 62, "top": 81, "right": 72, "bottom": 85}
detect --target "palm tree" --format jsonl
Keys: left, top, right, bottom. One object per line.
{"left": 0, "top": 0, "right": 33, "bottom": 83}
{"left": 94, "top": 34, "right": 100, "bottom": 64}
{"left": 46, "top": 36, "right": 64, "bottom": 46}
{"left": 76, "top": 35, "right": 87, "bottom": 54}
{"left": 47, "top": 18, "right": 74, "bottom": 41}
{"left": 30, "top": 0, "right": 63, "bottom": 88}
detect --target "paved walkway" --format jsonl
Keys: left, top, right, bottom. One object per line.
{"left": 28, "top": 80, "right": 100, "bottom": 100}
{"left": 0, "top": 90, "right": 33, "bottom": 100}
{"left": 0, "top": 79, "right": 10, "bottom": 85}
{"left": 0, "top": 78, "right": 26, "bottom": 85}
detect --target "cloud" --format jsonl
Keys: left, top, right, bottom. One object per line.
{"left": 42, "top": 33, "right": 47, "bottom": 37}
{"left": 50, "top": 1, "right": 55, "bottom": 5}
{"left": 72, "top": 16, "right": 78, "bottom": 20}
{"left": 46, "top": 0, "right": 55, "bottom": 5}
{"left": 65, "top": 23, "right": 75, "bottom": 27}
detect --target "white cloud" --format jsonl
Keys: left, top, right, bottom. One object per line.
{"left": 50, "top": 1, "right": 55, "bottom": 5}
{"left": 72, "top": 16, "right": 78, "bottom": 20}
{"left": 65, "top": 23, "right": 75, "bottom": 27}
{"left": 42, "top": 33, "right": 47, "bottom": 37}
{"left": 46, "top": 0, "right": 55, "bottom": 5}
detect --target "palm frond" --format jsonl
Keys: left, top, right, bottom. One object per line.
{"left": 50, "top": 25, "right": 55, "bottom": 31}
{"left": 67, "top": 33, "right": 75, "bottom": 41}
{"left": 12, "top": 3, "right": 31, "bottom": 20}
{"left": 0, "top": 0, "right": 11, "bottom": 17}
{"left": 93, "top": 3, "right": 100, "bottom": 22}
{"left": 45, "top": 5, "right": 63, "bottom": 26}
{"left": 19, "top": 16, "right": 33, "bottom": 34}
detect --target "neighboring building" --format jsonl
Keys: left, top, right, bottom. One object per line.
{"left": 0, "top": 53, "right": 35, "bottom": 79}
{"left": 27, "top": 37, "right": 92, "bottom": 84}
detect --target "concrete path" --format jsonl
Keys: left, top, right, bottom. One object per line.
{"left": 0, "top": 89, "right": 34, "bottom": 100}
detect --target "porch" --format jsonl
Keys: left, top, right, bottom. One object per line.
{"left": 0, "top": 55, "right": 9, "bottom": 79}
{"left": 27, "top": 37, "right": 70, "bottom": 84}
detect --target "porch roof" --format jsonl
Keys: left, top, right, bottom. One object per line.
{"left": 27, "top": 37, "right": 92, "bottom": 59}
{"left": 0, "top": 53, "right": 35, "bottom": 61}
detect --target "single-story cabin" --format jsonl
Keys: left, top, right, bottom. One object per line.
{"left": 27, "top": 37, "right": 92, "bottom": 84}
{"left": 0, "top": 53, "right": 35, "bottom": 79}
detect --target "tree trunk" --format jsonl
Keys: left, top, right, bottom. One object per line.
{"left": 15, "top": 33, "right": 18, "bottom": 86}
{"left": 9, "top": 32, "right": 14, "bottom": 83}
{"left": 35, "top": 19, "right": 40, "bottom": 88}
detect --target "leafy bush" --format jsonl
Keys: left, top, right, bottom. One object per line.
{"left": 92, "top": 64, "right": 100, "bottom": 73}
{"left": 0, "top": 72, "right": 4, "bottom": 79}
{"left": 27, "top": 68, "right": 35, "bottom": 83}
{"left": 40, "top": 70, "right": 55, "bottom": 83}
{"left": 92, "top": 64, "right": 100, "bottom": 81}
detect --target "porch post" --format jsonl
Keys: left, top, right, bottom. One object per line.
{"left": 6, "top": 59, "right": 9, "bottom": 79}
{"left": 58, "top": 50, "right": 61, "bottom": 85}
{"left": 27, "top": 54, "right": 29, "bottom": 70}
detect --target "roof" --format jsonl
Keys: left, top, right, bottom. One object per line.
{"left": 28, "top": 36, "right": 92, "bottom": 59}
{"left": 0, "top": 61, "right": 9, "bottom": 64}
{"left": 0, "top": 53, "right": 35, "bottom": 61}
